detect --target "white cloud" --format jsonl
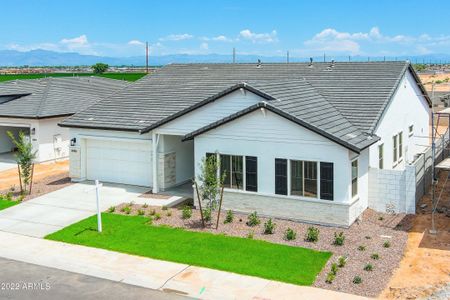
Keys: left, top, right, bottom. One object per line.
{"left": 128, "top": 40, "right": 145, "bottom": 46}
{"left": 302, "top": 27, "right": 450, "bottom": 55}
{"left": 238, "top": 29, "right": 278, "bottom": 43}
{"left": 159, "top": 33, "right": 193, "bottom": 41}
{"left": 60, "top": 35, "right": 88, "bottom": 46}
{"left": 200, "top": 42, "right": 209, "bottom": 50}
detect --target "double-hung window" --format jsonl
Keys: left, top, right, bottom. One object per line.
{"left": 276, "top": 158, "right": 333, "bottom": 200}
{"left": 351, "top": 159, "right": 358, "bottom": 198}
{"left": 210, "top": 153, "right": 257, "bottom": 192}
{"left": 393, "top": 135, "right": 398, "bottom": 164}
{"left": 378, "top": 144, "right": 384, "bottom": 169}
{"left": 409, "top": 125, "right": 414, "bottom": 137}
{"left": 398, "top": 132, "right": 403, "bottom": 159}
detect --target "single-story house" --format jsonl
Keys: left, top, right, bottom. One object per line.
{"left": 0, "top": 77, "right": 128, "bottom": 162}
{"left": 61, "top": 62, "right": 431, "bottom": 226}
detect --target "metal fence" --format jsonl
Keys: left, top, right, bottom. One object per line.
{"left": 413, "top": 129, "right": 450, "bottom": 202}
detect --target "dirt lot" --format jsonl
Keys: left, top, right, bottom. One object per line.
{"left": 112, "top": 203, "right": 408, "bottom": 298}
{"left": 380, "top": 171, "right": 450, "bottom": 299}
{"left": 0, "top": 160, "right": 71, "bottom": 200}
{"left": 419, "top": 73, "right": 450, "bottom": 92}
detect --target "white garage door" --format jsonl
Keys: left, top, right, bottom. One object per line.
{"left": 86, "top": 139, "right": 152, "bottom": 186}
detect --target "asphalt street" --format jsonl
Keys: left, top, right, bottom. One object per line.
{"left": 0, "top": 257, "right": 190, "bottom": 300}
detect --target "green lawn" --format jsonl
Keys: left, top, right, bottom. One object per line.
{"left": 0, "top": 73, "right": 146, "bottom": 82}
{"left": 0, "top": 199, "right": 19, "bottom": 210}
{"left": 46, "top": 213, "right": 331, "bottom": 285}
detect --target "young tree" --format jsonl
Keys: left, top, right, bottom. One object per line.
{"left": 195, "top": 153, "right": 226, "bottom": 227}
{"left": 7, "top": 131, "right": 36, "bottom": 194}
{"left": 91, "top": 63, "right": 109, "bottom": 74}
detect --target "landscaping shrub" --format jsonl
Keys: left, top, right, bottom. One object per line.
{"left": 17, "top": 194, "right": 25, "bottom": 202}
{"left": 123, "top": 206, "right": 131, "bottom": 215}
{"left": 154, "top": 213, "right": 161, "bottom": 220}
{"left": 383, "top": 241, "right": 391, "bottom": 248}
{"left": 353, "top": 276, "right": 362, "bottom": 284}
{"left": 358, "top": 245, "right": 366, "bottom": 251}
{"left": 224, "top": 210, "right": 234, "bottom": 224}
{"left": 149, "top": 209, "right": 156, "bottom": 216}
{"left": 364, "top": 263, "right": 373, "bottom": 271}
{"left": 284, "top": 228, "right": 296, "bottom": 241}
{"left": 181, "top": 206, "right": 192, "bottom": 219}
{"left": 305, "top": 226, "right": 319, "bottom": 242}
{"left": 330, "top": 263, "right": 338, "bottom": 275}
{"left": 333, "top": 232, "right": 345, "bottom": 246}
{"left": 203, "top": 208, "right": 212, "bottom": 222}
{"left": 5, "top": 192, "right": 13, "bottom": 201}
{"left": 142, "top": 203, "right": 148, "bottom": 208}
{"left": 246, "top": 211, "right": 260, "bottom": 227}
{"left": 166, "top": 210, "right": 172, "bottom": 217}
{"left": 108, "top": 206, "right": 116, "bottom": 213}
{"left": 338, "top": 256, "right": 347, "bottom": 268}
{"left": 263, "top": 218, "right": 276, "bottom": 234}
{"left": 365, "top": 235, "right": 371, "bottom": 239}
{"left": 371, "top": 253, "right": 380, "bottom": 260}
{"left": 162, "top": 205, "right": 168, "bottom": 211}
{"left": 325, "top": 272, "right": 335, "bottom": 284}
{"left": 246, "top": 231, "right": 254, "bottom": 239}
{"left": 137, "top": 209, "right": 145, "bottom": 216}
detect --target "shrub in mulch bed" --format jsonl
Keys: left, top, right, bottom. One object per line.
{"left": 108, "top": 204, "right": 408, "bottom": 298}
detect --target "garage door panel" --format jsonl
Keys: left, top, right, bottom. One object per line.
{"left": 86, "top": 139, "right": 152, "bottom": 187}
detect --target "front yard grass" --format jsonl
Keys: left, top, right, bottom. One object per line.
{"left": 46, "top": 213, "right": 331, "bottom": 285}
{"left": 0, "top": 199, "right": 19, "bottom": 210}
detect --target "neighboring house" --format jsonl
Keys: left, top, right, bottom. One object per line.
{"left": 61, "top": 62, "right": 431, "bottom": 226}
{"left": 0, "top": 77, "right": 128, "bottom": 162}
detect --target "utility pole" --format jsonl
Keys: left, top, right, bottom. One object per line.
{"left": 286, "top": 50, "right": 289, "bottom": 64}
{"left": 348, "top": 55, "right": 351, "bottom": 62}
{"left": 323, "top": 53, "right": 326, "bottom": 63}
{"left": 232, "top": 47, "right": 236, "bottom": 64}
{"left": 146, "top": 42, "right": 149, "bottom": 74}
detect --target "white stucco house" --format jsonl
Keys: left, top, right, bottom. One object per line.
{"left": 0, "top": 77, "right": 128, "bottom": 163}
{"left": 61, "top": 62, "right": 431, "bottom": 226}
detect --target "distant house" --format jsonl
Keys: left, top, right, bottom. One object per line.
{"left": 0, "top": 77, "right": 128, "bottom": 162}
{"left": 61, "top": 62, "right": 431, "bottom": 226}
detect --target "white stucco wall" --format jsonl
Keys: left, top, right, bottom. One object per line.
{"left": 155, "top": 89, "right": 263, "bottom": 135}
{"left": 369, "top": 70, "right": 431, "bottom": 170}
{"left": 37, "top": 117, "right": 70, "bottom": 162}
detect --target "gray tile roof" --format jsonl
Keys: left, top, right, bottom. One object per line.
{"left": 181, "top": 81, "right": 377, "bottom": 152}
{"left": 60, "top": 62, "right": 429, "bottom": 151}
{"left": 0, "top": 76, "right": 129, "bottom": 119}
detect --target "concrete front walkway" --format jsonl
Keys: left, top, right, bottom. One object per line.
{"left": 0, "top": 152, "right": 16, "bottom": 172}
{"left": 0, "top": 231, "right": 367, "bottom": 300}
{"left": 0, "top": 182, "right": 149, "bottom": 237}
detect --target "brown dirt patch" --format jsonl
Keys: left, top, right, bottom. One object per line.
{"left": 380, "top": 171, "right": 450, "bottom": 299}
{"left": 139, "top": 190, "right": 172, "bottom": 200}
{"left": 110, "top": 204, "right": 408, "bottom": 298}
{"left": 0, "top": 160, "right": 69, "bottom": 191}
{"left": 0, "top": 172, "right": 73, "bottom": 201}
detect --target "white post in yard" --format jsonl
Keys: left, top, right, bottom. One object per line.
{"left": 95, "top": 180, "right": 103, "bottom": 233}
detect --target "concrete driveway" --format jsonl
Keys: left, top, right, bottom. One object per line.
{"left": 0, "top": 182, "right": 149, "bottom": 238}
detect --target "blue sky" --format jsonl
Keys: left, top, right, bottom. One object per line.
{"left": 2, "top": 0, "right": 450, "bottom": 57}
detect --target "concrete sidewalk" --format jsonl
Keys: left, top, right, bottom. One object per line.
{"left": 0, "top": 231, "right": 367, "bottom": 300}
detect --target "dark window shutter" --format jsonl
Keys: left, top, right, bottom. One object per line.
{"left": 245, "top": 156, "right": 258, "bottom": 192}
{"left": 320, "top": 162, "right": 334, "bottom": 200}
{"left": 275, "top": 158, "right": 288, "bottom": 195}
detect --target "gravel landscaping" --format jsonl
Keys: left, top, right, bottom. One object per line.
{"left": 0, "top": 172, "right": 72, "bottom": 202}
{"left": 112, "top": 203, "right": 408, "bottom": 297}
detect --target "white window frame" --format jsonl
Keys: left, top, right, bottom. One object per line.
{"left": 398, "top": 131, "right": 403, "bottom": 161}
{"left": 378, "top": 143, "right": 384, "bottom": 169}
{"left": 288, "top": 159, "right": 320, "bottom": 199}
{"left": 393, "top": 134, "right": 398, "bottom": 166}
{"left": 408, "top": 125, "right": 414, "bottom": 137}
{"left": 351, "top": 158, "right": 358, "bottom": 199}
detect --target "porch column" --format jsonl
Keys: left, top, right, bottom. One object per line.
{"left": 152, "top": 132, "right": 160, "bottom": 193}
